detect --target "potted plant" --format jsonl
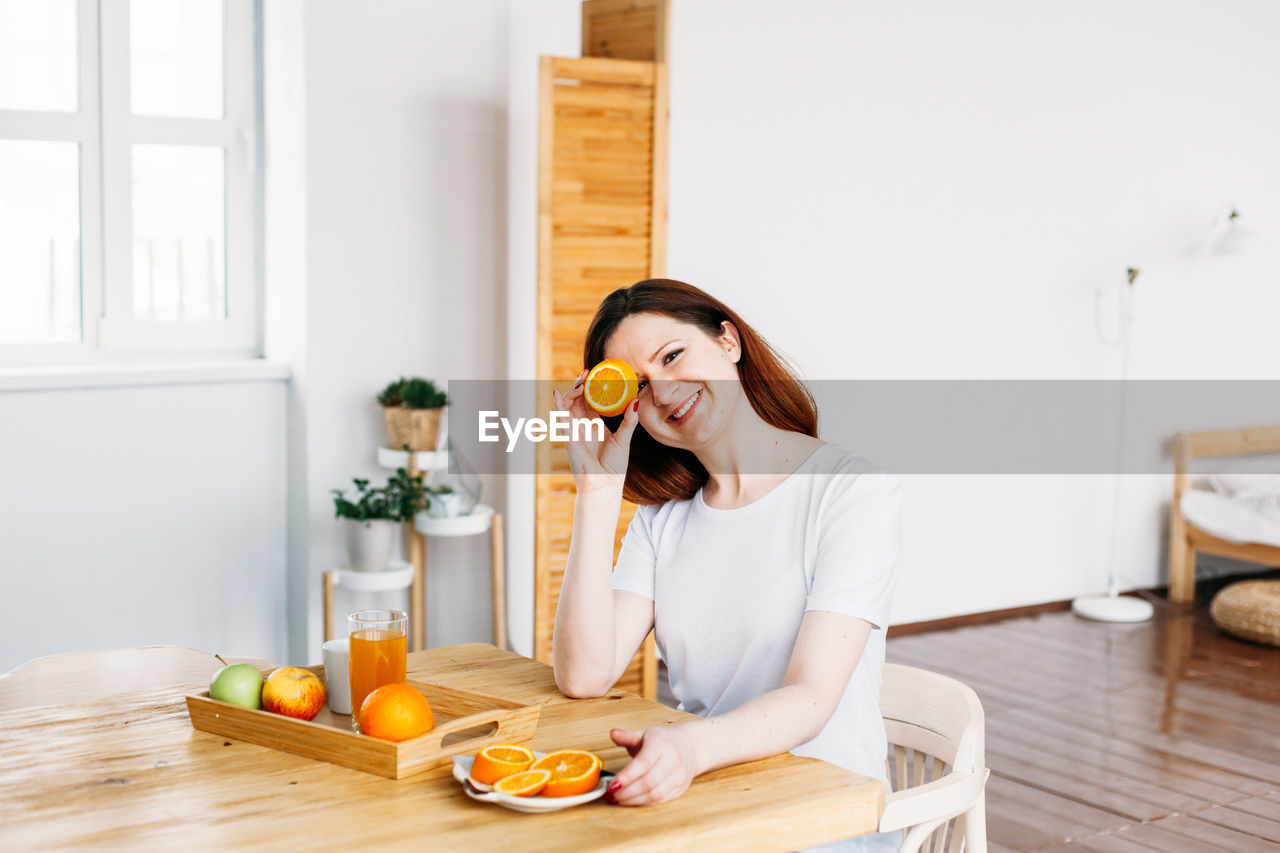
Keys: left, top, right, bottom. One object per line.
{"left": 378, "top": 377, "right": 449, "bottom": 452}
{"left": 331, "top": 468, "right": 427, "bottom": 571}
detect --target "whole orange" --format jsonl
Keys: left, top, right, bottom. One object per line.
{"left": 357, "top": 683, "right": 434, "bottom": 742}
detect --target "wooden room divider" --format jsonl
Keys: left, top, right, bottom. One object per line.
{"left": 534, "top": 0, "right": 669, "bottom": 699}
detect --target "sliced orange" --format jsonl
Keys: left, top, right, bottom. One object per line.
{"left": 531, "top": 749, "right": 603, "bottom": 798}
{"left": 492, "top": 768, "right": 551, "bottom": 797}
{"left": 470, "top": 744, "right": 536, "bottom": 785}
{"left": 583, "top": 359, "right": 638, "bottom": 417}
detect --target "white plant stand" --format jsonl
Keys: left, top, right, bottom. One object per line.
{"left": 375, "top": 447, "right": 448, "bottom": 472}
{"left": 375, "top": 447, "right": 506, "bottom": 652}
{"left": 322, "top": 561, "right": 415, "bottom": 642}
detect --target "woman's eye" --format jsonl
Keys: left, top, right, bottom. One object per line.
{"left": 638, "top": 380, "right": 648, "bottom": 392}
{"left": 663, "top": 348, "right": 683, "bottom": 365}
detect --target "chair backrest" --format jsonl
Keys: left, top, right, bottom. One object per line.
{"left": 881, "top": 663, "right": 987, "bottom": 853}
{"left": 882, "top": 662, "right": 985, "bottom": 774}
{"left": 0, "top": 646, "right": 274, "bottom": 712}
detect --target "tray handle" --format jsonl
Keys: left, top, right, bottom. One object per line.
{"left": 416, "top": 704, "right": 537, "bottom": 759}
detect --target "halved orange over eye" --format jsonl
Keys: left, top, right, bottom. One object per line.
{"left": 583, "top": 359, "right": 639, "bottom": 417}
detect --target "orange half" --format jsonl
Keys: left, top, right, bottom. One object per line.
{"left": 531, "top": 749, "right": 603, "bottom": 798}
{"left": 583, "top": 359, "right": 638, "bottom": 417}
{"left": 471, "top": 744, "right": 536, "bottom": 785}
{"left": 493, "top": 768, "right": 551, "bottom": 797}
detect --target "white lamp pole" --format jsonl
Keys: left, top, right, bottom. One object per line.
{"left": 1073, "top": 266, "right": 1155, "bottom": 623}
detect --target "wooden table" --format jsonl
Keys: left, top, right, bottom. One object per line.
{"left": 0, "top": 643, "right": 883, "bottom": 851}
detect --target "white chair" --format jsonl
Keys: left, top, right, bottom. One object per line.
{"left": 0, "top": 646, "right": 274, "bottom": 712}
{"left": 879, "top": 663, "right": 989, "bottom": 853}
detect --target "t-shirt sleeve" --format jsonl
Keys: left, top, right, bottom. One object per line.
{"left": 611, "top": 504, "right": 658, "bottom": 601}
{"left": 805, "top": 470, "right": 903, "bottom": 630}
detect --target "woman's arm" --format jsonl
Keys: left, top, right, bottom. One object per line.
{"left": 607, "top": 610, "right": 872, "bottom": 806}
{"left": 553, "top": 489, "right": 655, "bottom": 697}
{"left": 549, "top": 375, "right": 650, "bottom": 698}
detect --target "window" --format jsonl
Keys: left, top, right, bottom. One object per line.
{"left": 0, "top": 0, "right": 260, "bottom": 366}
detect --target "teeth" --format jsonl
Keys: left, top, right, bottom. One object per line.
{"left": 671, "top": 390, "right": 700, "bottom": 420}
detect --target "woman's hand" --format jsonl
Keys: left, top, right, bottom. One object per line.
{"left": 553, "top": 369, "right": 642, "bottom": 497}
{"left": 605, "top": 725, "right": 700, "bottom": 806}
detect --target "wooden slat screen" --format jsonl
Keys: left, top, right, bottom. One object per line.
{"left": 535, "top": 54, "right": 664, "bottom": 699}
{"left": 582, "top": 0, "right": 668, "bottom": 63}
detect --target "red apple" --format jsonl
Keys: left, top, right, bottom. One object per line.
{"left": 261, "top": 667, "right": 326, "bottom": 721}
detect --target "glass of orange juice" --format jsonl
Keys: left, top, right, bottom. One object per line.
{"left": 348, "top": 609, "right": 408, "bottom": 729}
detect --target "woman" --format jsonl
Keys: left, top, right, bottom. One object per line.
{"left": 552, "top": 279, "right": 902, "bottom": 852}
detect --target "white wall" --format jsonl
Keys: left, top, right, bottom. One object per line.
{"left": 503, "top": 0, "right": 582, "bottom": 658}
{"left": 0, "top": 0, "right": 515, "bottom": 675}
{"left": 0, "top": 376, "right": 288, "bottom": 673}
{"left": 289, "top": 0, "right": 511, "bottom": 662}
{"left": 504, "top": 0, "right": 1280, "bottom": 634}
{"left": 7, "top": 2, "right": 1276, "bottom": 676}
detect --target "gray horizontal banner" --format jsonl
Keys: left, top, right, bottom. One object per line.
{"left": 436, "top": 380, "right": 1280, "bottom": 475}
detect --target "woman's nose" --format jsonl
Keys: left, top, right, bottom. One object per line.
{"left": 648, "top": 379, "right": 682, "bottom": 408}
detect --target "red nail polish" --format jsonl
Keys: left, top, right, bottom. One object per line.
{"left": 632, "top": 400, "right": 639, "bottom": 413}
{"left": 608, "top": 780, "right": 621, "bottom": 793}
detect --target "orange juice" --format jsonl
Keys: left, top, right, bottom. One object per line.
{"left": 349, "top": 628, "right": 407, "bottom": 719}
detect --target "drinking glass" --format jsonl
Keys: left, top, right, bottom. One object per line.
{"left": 348, "top": 609, "right": 407, "bottom": 728}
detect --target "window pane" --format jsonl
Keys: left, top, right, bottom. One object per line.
{"left": 130, "top": 0, "right": 223, "bottom": 119}
{"left": 131, "top": 145, "right": 225, "bottom": 322}
{"left": 0, "top": 140, "right": 82, "bottom": 343}
{"left": 0, "top": 0, "right": 78, "bottom": 112}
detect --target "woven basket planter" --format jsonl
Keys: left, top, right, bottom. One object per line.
{"left": 1210, "top": 580, "right": 1280, "bottom": 647}
{"left": 383, "top": 407, "right": 441, "bottom": 452}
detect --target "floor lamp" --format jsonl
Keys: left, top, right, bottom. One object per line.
{"left": 1073, "top": 266, "right": 1155, "bottom": 622}
{"left": 1072, "top": 206, "right": 1255, "bottom": 622}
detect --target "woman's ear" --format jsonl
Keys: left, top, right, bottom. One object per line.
{"left": 719, "top": 321, "right": 742, "bottom": 364}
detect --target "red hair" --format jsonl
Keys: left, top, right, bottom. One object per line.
{"left": 583, "top": 279, "right": 818, "bottom": 505}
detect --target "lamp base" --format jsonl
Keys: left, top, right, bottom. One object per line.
{"left": 1071, "top": 594, "right": 1154, "bottom": 623}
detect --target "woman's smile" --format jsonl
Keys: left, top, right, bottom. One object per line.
{"left": 667, "top": 389, "right": 702, "bottom": 424}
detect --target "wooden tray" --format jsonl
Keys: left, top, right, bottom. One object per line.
{"left": 186, "top": 666, "right": 540, "bottom": 780}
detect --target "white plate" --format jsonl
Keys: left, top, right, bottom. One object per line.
{"left": 452, "top": 753, "right": 613, "bottom": 813}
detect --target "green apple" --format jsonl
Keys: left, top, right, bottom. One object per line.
{"left": 209, "top": 663, "right": 264, "bottom": 709}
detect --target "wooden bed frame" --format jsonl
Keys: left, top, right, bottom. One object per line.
{"left": 1168, "top": 425, "right": 1280, "bottom": 604}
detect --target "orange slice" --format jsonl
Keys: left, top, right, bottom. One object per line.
{"left": 492, "top": 768, "right": 551, "bottom": 797}
{"left": 531, "top": 749, "right": 603, "bottom": 798}
{"left": 583, "top": 359, "right": 639, "bottom": 417}
{"left": 471, "top": 744, "right": 537, "bottom": 785}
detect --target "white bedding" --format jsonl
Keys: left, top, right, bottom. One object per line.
{"left": 1181, "top": 485, "right": 1280, "bottom": 548}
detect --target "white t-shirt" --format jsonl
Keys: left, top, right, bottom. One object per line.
{"left": 611, "top": 442, "right": 902, "bottom": 787}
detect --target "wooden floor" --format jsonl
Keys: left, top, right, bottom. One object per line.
{"left": 887, "top": 583, "right": 1280, "bottom": 852}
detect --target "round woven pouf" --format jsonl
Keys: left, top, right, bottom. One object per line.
{"left": 1210, "top": 580, "right": 1280, "bottom": 647}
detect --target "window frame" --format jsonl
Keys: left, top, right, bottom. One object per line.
{"left": 0, "top": 0, "right": 262, "bottom": 367}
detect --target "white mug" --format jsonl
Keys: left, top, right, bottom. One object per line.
{"left": 322, "top": 638, "right": 352, "bottom": 715}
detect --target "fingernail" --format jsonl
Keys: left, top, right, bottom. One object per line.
{"left": 632, "top": 400, "right": 639, "bottom": 412}
{"left": 574, "top": 379, "right": 583, "bottom": 388}
{"left": 608, "top": 780, "right": 621, "bottom": 793}
{"left": 604, "top": 791, "right": 617, "bottom": 805}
